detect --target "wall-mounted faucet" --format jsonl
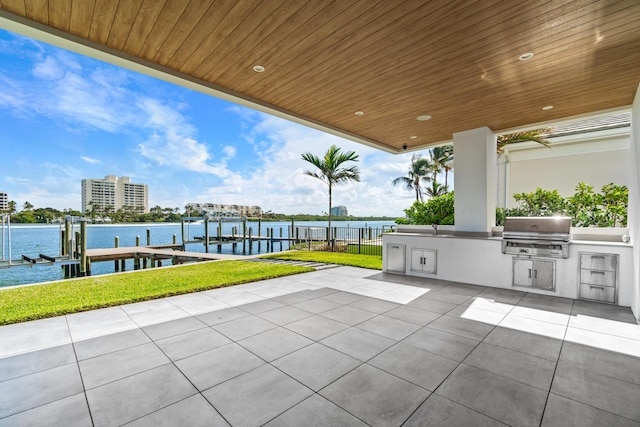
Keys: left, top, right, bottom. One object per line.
{"left": 431, "top": 223, "right": 438, "bottom": 235}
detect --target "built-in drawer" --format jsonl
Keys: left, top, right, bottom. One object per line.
{"left": 579, "top": 283, "right": 615, "bottom": 304}
{"left": 579, "top": 269, "right": 616, "bottom": 287}
{"left": 579, "top": 253, "right": 617, "bottom": 272}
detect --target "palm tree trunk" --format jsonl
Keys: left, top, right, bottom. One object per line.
{"left": 328, "top": 183, "right": 332, "bottom": 233}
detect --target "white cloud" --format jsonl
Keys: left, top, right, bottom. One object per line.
{"left": 195, "top": 110, "right": 432, "bottom": 217}
{"left": 222, "top": 145, "right": 236, "bottom": 158}
{"left": 81, "top": 156, "right": 101, "bottom": 164}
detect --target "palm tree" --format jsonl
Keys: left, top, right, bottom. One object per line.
{"left": 301, "top": 144, "right": 360, "bottom": 231}
{"left": 497, "top": 129, "right": 551, "bottom": 155}
{"left": 430, "top": 145, "right": 454, "bottom": 191}
{"left": 23, "top": 201, "right": 34, "bottom": 211}
{"left": 392, "top": 154, "right": 432, "bottom": 201}
{"left": 425, "top": 181, "right": 448, "bottom": 198}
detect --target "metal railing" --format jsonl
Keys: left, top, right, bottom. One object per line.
{"left": 290, "top": 226, "right": 393, "bottom": 256}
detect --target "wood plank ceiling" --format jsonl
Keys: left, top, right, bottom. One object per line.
{"left": 0, "top": 0, "right": 639, "bottom": 152}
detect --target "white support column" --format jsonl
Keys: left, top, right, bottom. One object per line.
{"left": 453, "top": 127, "right": 497, "bottom": 234}
{"left": 628, "top": 85, "right": 640, "bottom": 320}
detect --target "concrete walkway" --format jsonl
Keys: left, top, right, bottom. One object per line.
{"left": 0, "top": 267, "right": 639, "bottom": 426}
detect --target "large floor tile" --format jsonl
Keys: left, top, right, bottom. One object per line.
{"left": 155, "top": 327, "right": 231, "bottom": 361}
{"left": 541, "top": 393, "right": 640, "bottom": 427}
{"left": 403, "top": 327, "right": 479, "bottom": 362}
{"left": 483, "top": 327, "right": 562, "bottom": 361}
{"left": 264, "top": 394, "right": 367, "bottom": 427}
{"left": 239, "top": 299, "right": 286, "bottom": 315}
{"left": 404, "top": 394, "right": 507, "bottom": 427}
{"left": 458, "top": 296, "right": 514, "bottom": 314}
{"left": 0, "top": 316, "right": 71, "bottom": 357}
{"left": 142, "top": 316, "right": 207, "bottom": 341}
{"left": 321, "top": 291, "right": 366, "bottom": 305}
{"left": 121, "top": 299, "right": 189, "bottom": 327}
{"left": 384, "top": 305, "right": 441, "bottom": 326}
{"left": 66, "top": 306, "right": 137, "bottom": 341}
{"left": 427, "top": 315, "right": 495, "bottom": 341}
{"left": 79, "top": 342, "right": 169, "bottom": 389}
{"left": 517, "top": 293, "right": 574, "bottom": 314}
{"left": 498, "top": 314, "right": 567, "bottom": 340}
{"left": 292, "top": 297, "right": 342, "bottom": 314}
{"left": 571, "top": 300, "right": 638, "bottom": 323}
{"left": 74, "top": 328, "right": 150, "bottom": 361}
{"left": 0, "top": 343, "right": 75, "bottom": 382}
{"left": 569, "top": 314, "right": 640, "bottom": 340}
{"left": 369, "top": 342, "right": 458, "bottom": 391}
{"left": 321, "top": 327, "right": 395, "bottom": 361}
{"left": 0, "top": 393, "right": 92, "bottom": 427}
{"left": 320, "top": 305, "right": 377, "bottom": 326}
{"left": 175, "top": 342, "right": 264, "bottom": 391}
{"left": 213, "top": 315, "right": 277, "bottom": 341}
{"left": 86, "top": 364, "right": 197, "bottom": 427}
{"left": 285, "top": 315, "right": 350, "bottom": 341}
{"left": 257, "top": 305, "right": 314, "bottom": 326}
{"left": 464, "top": 342, "right": 556, "bottom": 390}
{"left": 271, "top": 290, "right": 319, "bottom": 305}
{"left": 0, "top": 363, "right": 84, "bottom": 418}
{"left": 320, "top": 364, "right": 429, "bottom": 427}
{"left": 551, "top": 361, "right": 640, "bottom": 422}
{"left": 349, "top": 297, "right": 401, "bottom": 314}
{"left": 406, "top": 297, "right": 457, "bottom": 314}
{"left": 564, "top": 326, "right": 640, "bottom": 357}
{"left": 445, "top": 306, "right": 507, "bottom": 326}
{"left": 356, "top": 315, "right": 421, "bottom": 341}
{"left": 125, "top": 394, "right": 230, "bottom": 427}
{"left": 509, "top": 305, "right": 569, "bottom": 326}
{"left": 238, "top": 327, "right": 312, "bottom": 362}
{"left": 164, "top": 293, "right": 231, "bottom": 315}
{"left": 559, "top": 341, "right": 640, "bottom": 385}
{"left": 437, "top": 364, "right": 547, "bottom": 427}
{"left": 475, "top": 288, "right": 526, "bottom": 305}
{"left": 196, "top": 306, "right": 249, "bottom": 326}
{"left": 203, "top": 364, "right": 312, "bottom": 427}
{"left": 272, "top": 343, "right": 361, "bottom": 391}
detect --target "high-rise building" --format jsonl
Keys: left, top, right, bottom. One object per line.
{"left": 81, "top": 175, "right": 148, "bottom": 214}
{"left": 331, "top": 206, "right": 348, "bottom": 217}
{"left": 0, "top": 192, "right": 8, "bottom": 212}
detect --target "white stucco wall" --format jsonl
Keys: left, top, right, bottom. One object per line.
{"left": 509, "top": 149, "right": 629, "bottom": 199}
{"left": 629, "top": 87, "right": 640, "bottom": 320}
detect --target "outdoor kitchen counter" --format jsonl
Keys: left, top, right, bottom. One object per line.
{"left": 383, "top": 232, "right": 635, "bottom": 307}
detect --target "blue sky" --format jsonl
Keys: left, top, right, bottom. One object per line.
{"left": 0, "top": 29, "right": 434, "bottom": 217}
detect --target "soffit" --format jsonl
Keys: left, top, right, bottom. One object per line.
{"left": 0, "top": 0, "right": 639, "bottom": 152}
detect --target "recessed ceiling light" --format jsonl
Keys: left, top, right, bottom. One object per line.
{"left": 409, "top": 136, "right": 417, "bottom": 139}
{"left": 416, "top": 115, "right": 432, "bottom": 121}
{"left": 355, "top": 111, "right": 364, "bottom": 116}
{"left": 542, "top": 105, "right": 554, "bottom": 110}
{"left": 253, "top": 65, "right": 265, "bottom": 73}
{"left": 519, "top": 52, "right": 534, "bottom": 61}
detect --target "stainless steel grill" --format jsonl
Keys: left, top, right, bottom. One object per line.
{"left": 501, "top": 217, "right": 571, "bottom": 258}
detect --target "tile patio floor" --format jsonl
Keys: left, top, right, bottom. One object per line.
{"left": 0, "top": 266, "right": 639, "bottom": 426}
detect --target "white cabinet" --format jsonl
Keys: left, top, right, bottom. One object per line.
{"left": 513, "top": 258, "right": 555, "bottom": 291}
{"left": 579, "top": 252, "right": 617, "bottom": 303}
{"left": 386, "top": 244, "right": 406, "bottom": 274}
{"left": 411, "top": 249, "right": 437, "bottom": 274}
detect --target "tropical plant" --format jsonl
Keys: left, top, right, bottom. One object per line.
{"left": 392, "top": 154, "right": 432, "bottom": 201}
{"left": 425, "top": 181, "right": 448, "bottom": 198}
{"left": 496, "top": 128, "right": 551, "bottom": 155}
{"left": 430, "top": 145, "right": 453, "bottom": 190}
{"left": 22, "top": 201, "right": 34, "bottom": 211}
{"left": 403, "top": 192, "right": 455, "bottom": 225}
{"left": 301, "top": 144, "right": 360, "bottom": 231}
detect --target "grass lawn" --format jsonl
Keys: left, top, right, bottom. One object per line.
{"left": 0, "top": 261, "right": 312, "bottom": 325}
{"left": 261, "top": 250, "right": 382, "bottom": 270}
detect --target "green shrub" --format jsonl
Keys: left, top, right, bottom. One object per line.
{"left": 496, "top": 183, "right": 628, "bottom": 227}
{"left": 403, "top": 192, "right": 455, "bottom": 225}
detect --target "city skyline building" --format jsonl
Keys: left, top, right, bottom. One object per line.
{"left": 81, "top": 175, "right": 148, "bottom": 214}
{"left": 331, "top": 205, "right": 348, "bottom": 217}
{"left": 0, "top": 192, "right": 8, "bottom": 212}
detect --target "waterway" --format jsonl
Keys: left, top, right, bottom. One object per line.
{"left": 0, "top": 220, "right": 395, "bottom": 287}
